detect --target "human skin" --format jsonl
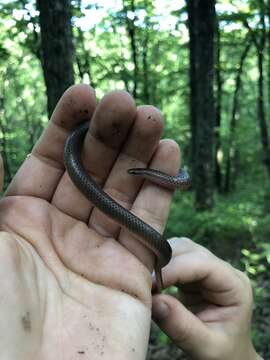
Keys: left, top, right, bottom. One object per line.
{"left": 152, "top": 238, "right": 263, "bottom": 360}
{"left": 0, "top": 85, "right": 262, "bottom": 360}
{"left": 0, "top": 85, "right": 179, "bottom": 360}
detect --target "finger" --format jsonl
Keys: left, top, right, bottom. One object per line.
{"left": 162, "top": 238, "right": 244, "bottom": 306}
{"left": 6, "top": 84, "right": 97, "bottom": 199}
{"left": 152, "top": 294, "right": 212, "bottom": 358}
{"left": 169, "top": 236, "right": 208, "bottom": 256}
{"left": 52, "top": 91, "right": 137, "bottom": 221}
{"left": 119, "top": 139, "right": 181, "bottom": 272}
{"left": 177, "top": 282, "right": 204, "bottom": 307}
{"left": 89, "top": 105, "right": 164, "bottom": 236}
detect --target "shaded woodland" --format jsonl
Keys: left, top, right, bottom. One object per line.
{"left": 1, "top": 0, "right": 270, "bottom": 358}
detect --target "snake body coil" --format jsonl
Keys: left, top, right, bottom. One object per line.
{"left": 64, "top": 121, "right": 191, "bottom": 291}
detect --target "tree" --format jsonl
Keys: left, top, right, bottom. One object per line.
{"left": 224, "top": 36, "right": 251, "bottom": 193}
{"left": 37, "top": 0, "right": 75, "bottom": 118}
{"left": 244, "top": 0, "right": 270, "bottom": 176}
{"left": 122, "top": 0, "right": 139, "bottom": 99}
{"left": 268, "top": 0, "right": 270, "bottom": 108}
{"left": 186, "top": 0, "right": 216, "bottom": 209}
{"left": 215, "top": 19, "right": 223, "bottom": 192}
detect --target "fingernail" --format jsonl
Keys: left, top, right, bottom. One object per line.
{"left": 152, "top": 301, "right": 170, "bottom": 321}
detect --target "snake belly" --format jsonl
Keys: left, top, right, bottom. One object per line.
{"left": 64, "top": 121, "right": 191, "bottom": 291}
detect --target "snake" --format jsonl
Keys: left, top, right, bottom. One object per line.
{"left": 64, "top": 121, "right": 191, "bottom": 292}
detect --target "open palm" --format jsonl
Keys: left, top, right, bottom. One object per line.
{"left": 0, "top": 85, "right": 179, "bottom": 360}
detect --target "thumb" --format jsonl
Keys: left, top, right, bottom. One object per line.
{"left": 152, "top": 294, "right": 212, "bottom": 358}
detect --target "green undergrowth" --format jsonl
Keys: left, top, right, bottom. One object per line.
{"left": 165, "top": 181, "right": 270, "bottom": 265}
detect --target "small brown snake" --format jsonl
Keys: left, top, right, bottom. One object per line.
{"left": 64, "top": 121, "right": 191, "bottom": 292}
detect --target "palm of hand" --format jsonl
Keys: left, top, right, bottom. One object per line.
{"left": 0, "top": 195, "right": 149, "bottom": 360}
{"left": 0, "top": 86, "right": 178, "bottom": 360}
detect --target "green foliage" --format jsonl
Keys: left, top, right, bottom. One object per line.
{"left": 165, "top": 182, "right": 267, "bottom": 263}
{"left": 0, "top": 3, "right": 46, "bottom": 185}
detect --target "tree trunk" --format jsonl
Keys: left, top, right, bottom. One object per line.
{"left": 255, "top": 1, "right": 270, "bottom": 174}
{"left": 123, "top": 0, "right": 139, "bottom": 99}
{"left": 214, "top": 20, "right": 222, "bottom": 192}
{"left": 268, "top": 0, "right": 270, "bottom": 112}
{"left": 257, "top": 40, "right": 270, "bottom": 174}
{"left": 142, "top": 25, "right": 150, "bottom": 103}
{"left": 186, "top": 0, "right": 216, "bottom": 210}
{"left": 37, "top": 0, "right": 75, "bottom": 118}
{"left": 75, "top": 27, "right": 95, "bottom": 87}
{"left": 142, "top": 0, "right": 152, "bottom": 104}
{"left": 224, "top": 38, "right": 251, "bottom": 193}
{"left": 244, "top": 3, "right": 270, "bottom": 175}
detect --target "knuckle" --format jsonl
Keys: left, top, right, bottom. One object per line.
{"left": 168, "top": 237, "right": 195, "bottom": 255}
{"left": 236, "top": 269, "right": 253, "bottom": 293}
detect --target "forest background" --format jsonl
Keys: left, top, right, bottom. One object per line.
{"left": 0, "top": 0, "right": 270, "bottom": 358}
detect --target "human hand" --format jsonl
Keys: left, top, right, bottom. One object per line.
{"left": 0, "top": 85, "right": 180, "bottom": 360}
{"left": 152, "top": 237, "right": 262, "bottom": 360}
